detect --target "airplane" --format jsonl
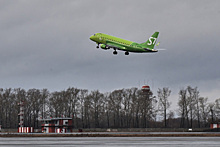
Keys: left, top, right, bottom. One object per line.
{"left": 89, "top": 32, "right": 160, "bottom": 55}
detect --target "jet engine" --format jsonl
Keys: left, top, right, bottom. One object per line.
{"left": 100, "top": 44, "right": 110, "bottom": 50}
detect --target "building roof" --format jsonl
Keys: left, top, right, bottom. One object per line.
{"left": 39, "top": 117, "right": 72, "bottom": 121}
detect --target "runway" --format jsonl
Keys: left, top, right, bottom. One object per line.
{"left": 0, "top": 137, "right": 220, "bottom": 147}
{"left": 1, "top": 131, "right": 220, "bottom": 137}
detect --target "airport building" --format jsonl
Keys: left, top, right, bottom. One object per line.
{"left": 210, "top": 123, "right": 220, "bottom": 129}
{"left": 40, "top": 118, "right": 73, "bottom": 133}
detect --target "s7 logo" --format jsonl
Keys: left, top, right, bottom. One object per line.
{"left": 147, "top": 37, "right": 157, "bottom": 45}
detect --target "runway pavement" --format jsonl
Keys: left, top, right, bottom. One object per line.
{"left": 0, "top": 136, "right": 220, "bottom": 146}
{"left": 1, "top": 131, "right": 220, "bottom": 137}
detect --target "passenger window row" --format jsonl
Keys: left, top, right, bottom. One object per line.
{"left": 101, "top": 37, "right": 130, "bottom": 46}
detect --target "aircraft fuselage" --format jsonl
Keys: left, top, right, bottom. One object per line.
{"left": 90, "top": 32, "right": 159, "bottom": 55}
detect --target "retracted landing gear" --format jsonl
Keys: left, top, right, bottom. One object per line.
{"left": 125, "top": 51, "right": 129, "bottom": 55}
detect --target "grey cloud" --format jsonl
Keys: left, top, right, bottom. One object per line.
{"left": 0, "top": 0, "right": 220, "bottom": 104}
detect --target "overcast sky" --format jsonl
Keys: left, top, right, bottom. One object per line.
{"left": 1, "top": 0, "right": 220, "bottom": 108}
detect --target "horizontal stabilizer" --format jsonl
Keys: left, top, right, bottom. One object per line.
{"left": 156, "top": 48, "right": 166, "bottom": 51}
{"left": 156, "top": 42, "right": 160, "bottom": 46}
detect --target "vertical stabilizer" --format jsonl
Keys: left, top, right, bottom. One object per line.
{"left": 141, "top": 32, "right": 159, "bottom": 49}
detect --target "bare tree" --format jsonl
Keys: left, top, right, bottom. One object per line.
{"left": 66, "top": 87, "right": 80, "bottom": 128}
{"left": 26, "top": 89, "right": 43, "bottom": 128}
{"left": 157, "top": 87, "right": 171, "bottom": 128}
{"left": 215, "top": 98, "right": 220, "bottom": 121}
{"left": 90, "top": 90, "right": 104, "bottom": 128}
{"left": 0, "top": 88, "right": 3, "bottom": 127}
{"left": 108, "top": 89, "right": 123, "bottom": 128}
{"left": 178, "top": 89, "right": 188, "bottom": 128}
{"left": 193, "top": 87, "right": 200, "bottom": 128}
{"left": 186, "top": 86, "right": 197, "bottom": 128}
{"left": 208, "top": 102, "right": 215, "bottom": 123}
{"left": 122, "top": 88, "right": 137, "bottom": 128}
{"left": 83, "top": 94, "right": 92, "bottom": 128}
{"left": 130, "top": 89, "right": 141, "bottom": 128}
{"left": 78, "top": 89, "right": 88, "bottom": 128}
{"left": 49, "top": 91, "right": 66, "bottom": 118}
{"left": 40, "top": 89, "right": 50, "bottom": 119}
{"left": 199, "top": 97, "right": 209, "bottom": 127}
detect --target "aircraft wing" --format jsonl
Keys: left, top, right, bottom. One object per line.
{"left": 106, "top": 43, "right": 126, "bottom": 50}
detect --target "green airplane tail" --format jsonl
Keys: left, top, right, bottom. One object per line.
{"left": 141, "top": 32, "right": 159, "bottom": 49}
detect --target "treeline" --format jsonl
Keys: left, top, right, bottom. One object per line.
{"left": 0, "top": 86, "right": 219, "bottom": 129}
{"left": 178, "top": 86, "right": 220, "bottom": 128}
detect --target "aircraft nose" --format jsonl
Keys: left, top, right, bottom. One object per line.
{"left": 90, "top": 35, "right": 95, "bottom": 41}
